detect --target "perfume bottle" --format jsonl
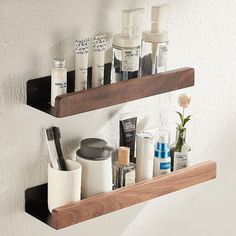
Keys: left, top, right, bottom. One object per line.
{"left": 111, "top": 8, "right": 144, "bottom": 83}
{"left": 170, "top": 128, "right": 191, "bottom": 171}
{"left": 141, "top": 5, "right": 169, "bottom": 76}
{"left": 113, "top": 147, "right": 135, "bottom": 189}
{"left": 51, "top": 58, "right": 67, "bottom": 107}
{"left": 153, "top": 130, "right": 171, "bottom": 176}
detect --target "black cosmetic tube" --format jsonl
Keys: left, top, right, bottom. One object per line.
{"left": 119, "top": 116, "right": 137, "bottom": 163}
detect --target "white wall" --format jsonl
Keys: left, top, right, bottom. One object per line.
{"left": 0, "top": 0, "right": 236, "bottom": 235}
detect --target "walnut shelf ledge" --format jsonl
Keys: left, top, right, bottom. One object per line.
{"left": 27, "top": 67, "right": 194, "bottom": 118}
{"left": 25, "top": 161, "right": 216, "bottom": 230}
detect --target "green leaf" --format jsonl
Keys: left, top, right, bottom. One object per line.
{"left": 183, "top": 115, "right": 191, "bottom": 126}
{"left": 176, "top": 111, "right": 184, "bottom": 124}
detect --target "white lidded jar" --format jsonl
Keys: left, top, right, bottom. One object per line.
{"left": 51, "top": 58, "right": 67, "bottom": 107}
{"left": 76, "top": 138, "right": 113, "bottom": 198}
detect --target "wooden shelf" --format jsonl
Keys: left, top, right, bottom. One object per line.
{"left": 25, "top": 161, "right": 216, "bottom": 230}
{"left": 27, "top": 66, "right": 194, "bottom": 118}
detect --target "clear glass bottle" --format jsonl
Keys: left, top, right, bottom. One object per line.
{"left": 51, "top": 58, "right": 67, "bottom": 107}
{"left": 140, "top": 40, "right": 168, "bottom": 76}
{"left": 112, "top": 46, "right": 140, "bottom": 83}
{"left": 111, "top": 8, "right": 144, "bottom": 83}
{"left": 141, "top": 5, "right": 169, "bottom": 76}
{"left": 113, "top": 146, "right": 135, "bottom": 189}
{"left": 170, "top": 128, "right": 191, "bottom": 171}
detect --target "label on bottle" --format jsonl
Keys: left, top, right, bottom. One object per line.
{"left": 160, "top": 162, "right": 171, "bottom": 170}
{"left": 122, "top": 49, "right": 140, "bottom": 72}
{"left": 125, "top": 170, "right": 135, "bottom": 187}
{"left": 52, "top": 78, "right": 67, "bottom": 94}
{"left": 158, "top": 44, "right": 168, "bottom": 67}
{"left": 174, "top": 152, "right": 190, "bottom": 170}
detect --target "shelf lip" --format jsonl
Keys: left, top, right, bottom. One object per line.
{"left": 54, "top": 67, "right": 194, "bottom": 117}
{"left": 51, "top": 160, "right": 216, "bottom": 230}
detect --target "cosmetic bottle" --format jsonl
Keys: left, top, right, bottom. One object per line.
{"left": 111, "top": 8, "right": 144, "bottom": 83}
{"left": 92, "top": 35, "right": 106, "bottom": 88}
{"left": 136, "top": 131, "right": 155, "bottom": 182}
{"left": 75, "top": 38, "right": 89, "bottom": 91}
{"left": 153, "top": 130, "right": 171, "bottom": 176}
{"left": 113, "top": 146, "right": 135, "bottom": 189}
{"left": 141, "top": 5, "right": 169, "bottom": 76}
{"left": 51, "top": 58, "right": 67, "bottom": 107}
{"left": 170, "top": 128, "right": 191, "bottom": 171}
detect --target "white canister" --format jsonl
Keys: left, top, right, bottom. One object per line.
{"left": 76, "top": 138, "right": 113, "bottom": 198}
{"left": 136, "top": 132, "right": 155, "bottom": 182}
{"left": 48, "top": 159, "right": 82, "bottom": 213}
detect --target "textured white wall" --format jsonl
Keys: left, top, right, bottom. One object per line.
{"left": 0, "top": 0, "right": 236, "bottom": 235}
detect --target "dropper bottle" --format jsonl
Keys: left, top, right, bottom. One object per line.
{"left": 141, "top": 5, "right": 169, "bottom": 75}
{"left": 111, "top": 8, "right": 144, "bottom": 83}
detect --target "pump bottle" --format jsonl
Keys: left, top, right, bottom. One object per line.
{"left": 111, "top": 8, "right": 144, "bottom": 83}
{"left": 141, "top": 5, "right": 169, "bottom": 76}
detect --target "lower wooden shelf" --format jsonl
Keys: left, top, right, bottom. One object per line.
{"left": 25, "top": 161, "right": 216, "bottom": 230}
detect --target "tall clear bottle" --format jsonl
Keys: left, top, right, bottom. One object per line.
{"left": 141, "top": 5, "right": 169, "bottom": 76}
{"left": 51, "top": 58, "right": 67, "bottom": 107}
{"left": 111, "top": 8, "right": 144, "bottom": 83}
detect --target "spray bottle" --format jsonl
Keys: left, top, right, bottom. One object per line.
{"left": 111, "top": 8, "right": 144, "bottom": 83}
{"left": 141, "top": 5, "right": 169, "bottom": 76}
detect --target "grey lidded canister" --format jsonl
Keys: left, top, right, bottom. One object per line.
{"left": 76, "top": 138, "right": 114, "bottom": 198}
{"left": 77, "top": 138, "right": 113, "bottom": 160}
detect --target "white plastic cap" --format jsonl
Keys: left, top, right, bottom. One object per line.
{"left": 122, "top": 8, "right": 144, "bottom": 37}
{"left": 113, "top": 8, "right": 144, "bottom": 48}
{"left": 151, "top": 4, "right": 169, "bottom": 22}
{"left": 157, "top": 130, "right": 170, "bottom": 144}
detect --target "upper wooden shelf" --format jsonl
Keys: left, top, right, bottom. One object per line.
{"left": 25, "top": 161, "right": 216, "bottom": 230}
{"left": 27, "top": 66, "right": 194, "bottom": 118}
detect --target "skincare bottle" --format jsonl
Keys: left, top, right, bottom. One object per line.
{"left": 141, "top": 5, "right": 169, "bottom": 76}
{"left": 51, "top": 58, "right": 67, "bottom": 107}
{"left": 113, "top": 147, "right": 135, "bottom": 189}
{"left": 111, "top": 8, "right": 144, "bottom": 83}
{"left": 153, "top": 130, "right": 171, "bottom": 176}
{"left": 75, "top": 38, "right": 89, "bottom": 91}
{"left": 92, "top": 35, "right": 106, "bottom": 88}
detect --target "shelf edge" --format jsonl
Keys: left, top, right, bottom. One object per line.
{"left": 52, "top": 160, "right": 216, "bottom": 229}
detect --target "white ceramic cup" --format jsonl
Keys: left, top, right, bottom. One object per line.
{"left": 48, "top": 159, "right": 82, "bottom": 213}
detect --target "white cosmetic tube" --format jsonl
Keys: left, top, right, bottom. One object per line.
{"left": 92, "top": 35, "right": 106, "bottom": 88}
{"left": 75, "top": 38, "right": 90, "bottom": 91}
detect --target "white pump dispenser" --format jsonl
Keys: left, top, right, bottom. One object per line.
{"left": 141, "top": 5, "right": 169, "bottom": 75}
{"left": 113, "top": 8, "right": 144, "bottom": 48}
{"left": 112, "top": 8, "right": 144, "bottom": 83}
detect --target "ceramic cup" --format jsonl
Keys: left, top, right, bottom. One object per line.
{"left": 48, "top": 159, "right": 82, "bottom": 213}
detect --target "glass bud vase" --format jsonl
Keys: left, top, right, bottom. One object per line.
{"left": 170, "top": 128, "right": 191, "bottom": 171}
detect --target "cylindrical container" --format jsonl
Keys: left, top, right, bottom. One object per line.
{"left": 153, "top": 130, "right": 171, "bottom": 176}
{"left": 51, "top": 58, "right": 67, "bottom": 107}
{"left": 136, "top": 131, "right": 155, "bottom": 182}
{"left": 48, "top": 159, "right": 82, "bottom": 213}
{"left": 76, "top": 138, "right": 113, "bottom": 198}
